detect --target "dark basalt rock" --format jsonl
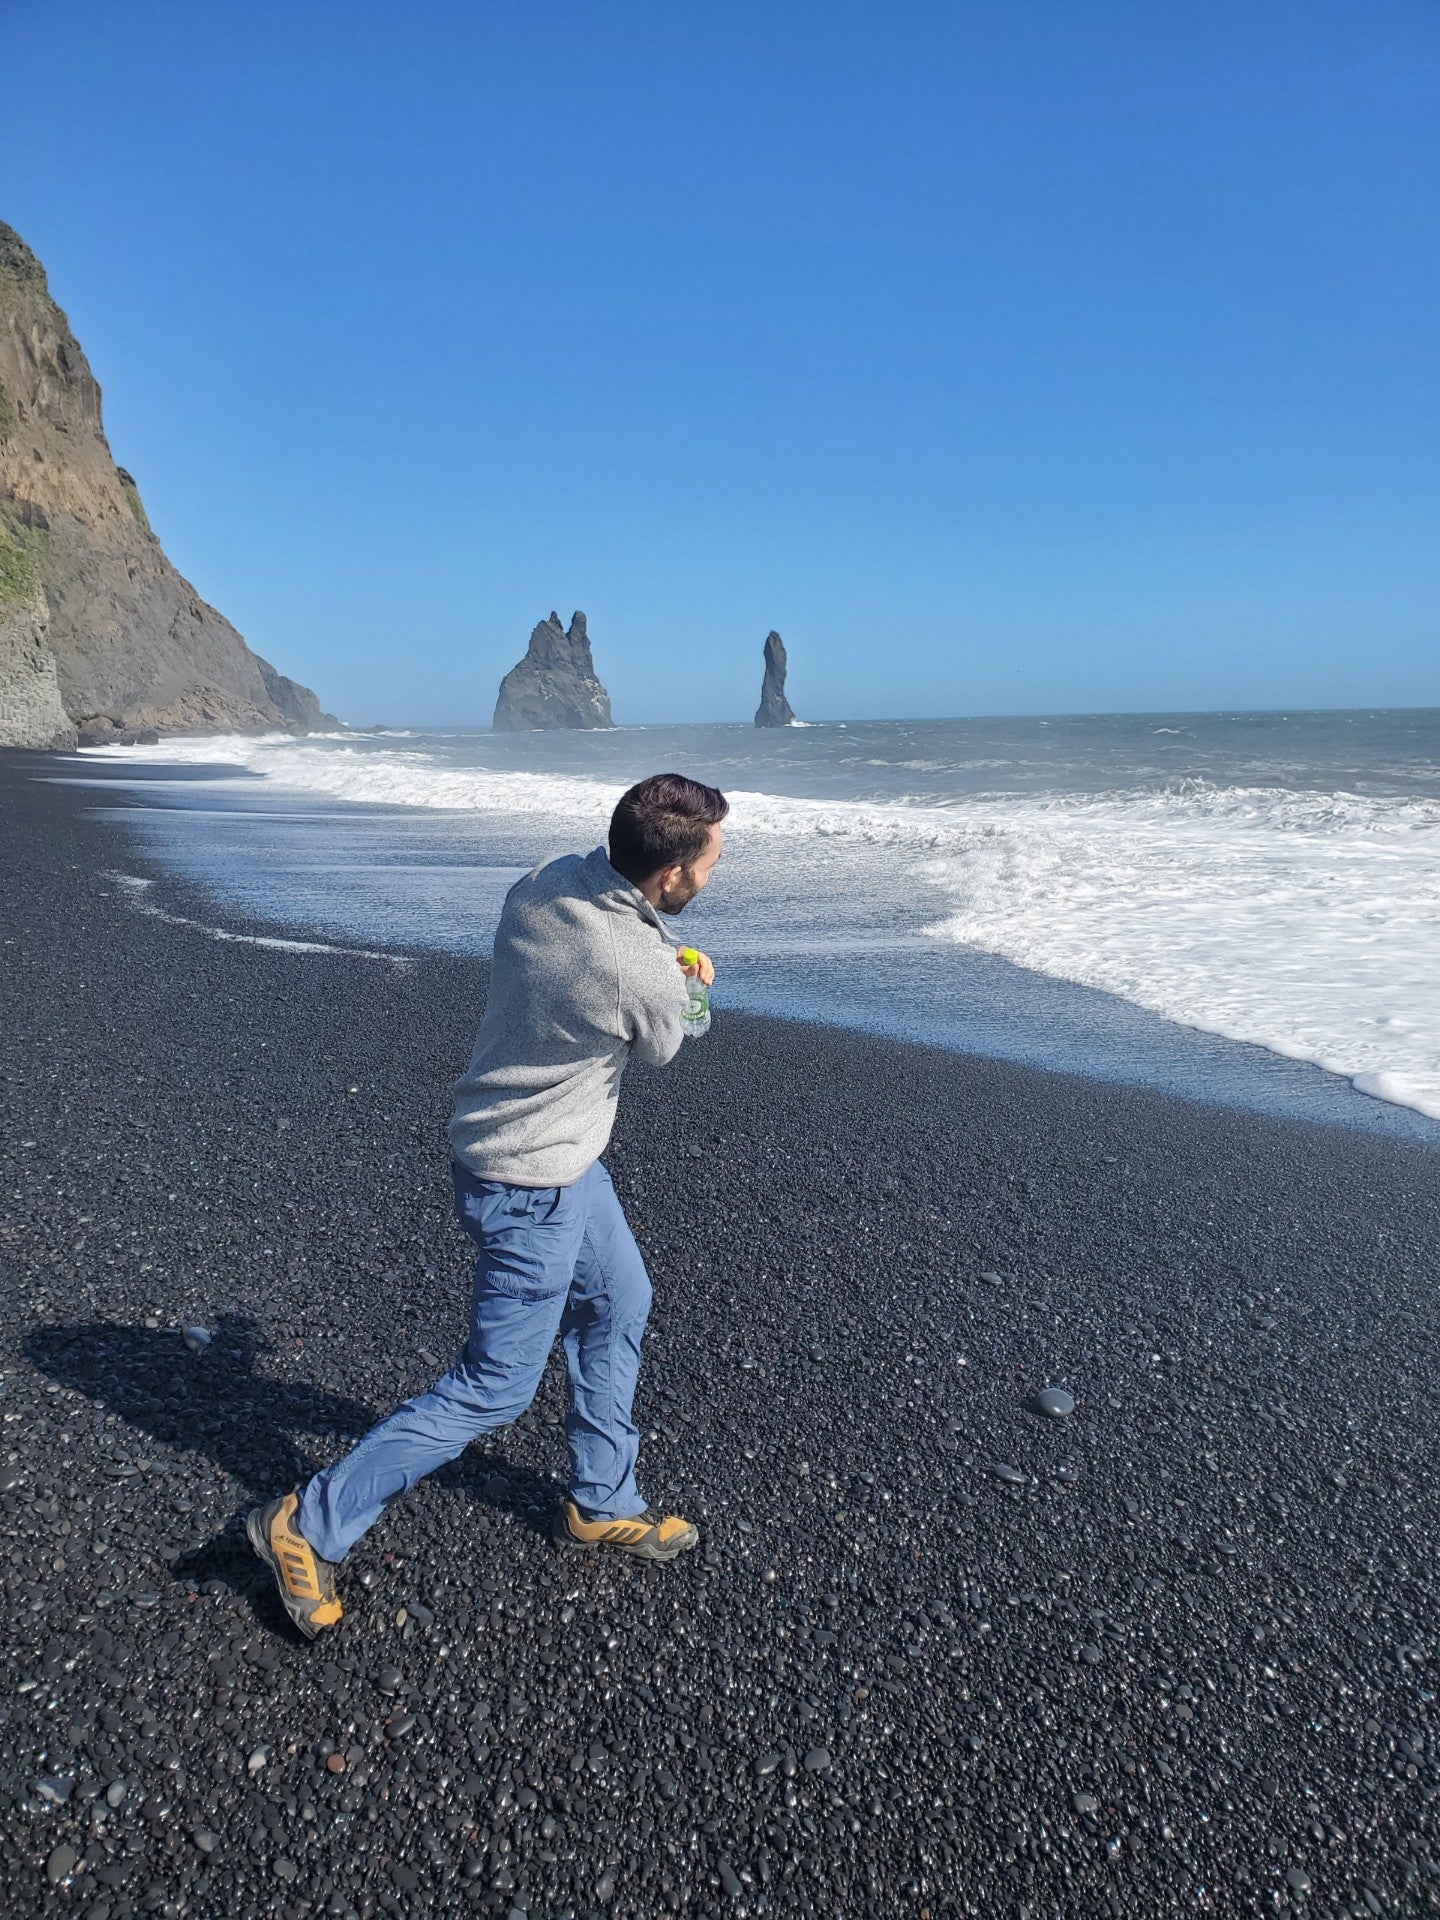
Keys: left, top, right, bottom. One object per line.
{"left": 1034, "top": 1386, "right": 1076, "bottom": 1419}
{"left": 492, "top": 610, "right": 613, "bottom": 731}
{"left": 754, "top": 628, "right": 796, "bottom": 727}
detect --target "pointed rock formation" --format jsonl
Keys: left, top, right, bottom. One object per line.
{"left": 0, "top": 220, "right": 337, "bottom": 745}
{"left": 493, "top": 610, "right": 613, "bottom": 731}
{"left": 754, "top": 629, "right": 796, "bottom": 727}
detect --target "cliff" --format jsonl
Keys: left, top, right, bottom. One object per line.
{"left": 0, "top": 222, "right": 336, "bottom": 745}
{"left": 493, "top": 610, "right": 613, "bottom": 731}
{"left": 754, "top": 628, "right": 796, "bottom": 727}
{"left": 0, "top": 576, "right": 73, "bottom": 748}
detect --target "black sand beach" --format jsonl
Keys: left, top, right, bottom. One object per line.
{"left": 2, "top": 752, "right": 1437, "bottom": 1920}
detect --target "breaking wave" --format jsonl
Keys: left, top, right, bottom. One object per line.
{"left": 82, "top": 732, "right": 1440, "bottom": 1121}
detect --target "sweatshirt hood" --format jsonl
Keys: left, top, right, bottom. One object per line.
{"left": 582, "top": 845, "right": 670, "bottom": 935}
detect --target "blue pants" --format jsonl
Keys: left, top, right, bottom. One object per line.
{"left": 298, "top": 1157, "right": 653, "bottom": 1562}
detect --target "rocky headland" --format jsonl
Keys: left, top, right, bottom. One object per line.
{"left": 754, "top": 629, "right": 796, "bottom": 728}
{"left": 0, "top": 222, "right": 335, "bottom": 747}
{"left": 493, "top": 611, "right": 613, "bottom": 732}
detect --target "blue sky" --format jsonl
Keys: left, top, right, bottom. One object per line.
{"left": 6, "top": 1, "right": 1437, "bottom": 724}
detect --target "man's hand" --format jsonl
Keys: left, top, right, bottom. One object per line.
{"left": 677, "top": 947, "right": 715, "bottom": 987}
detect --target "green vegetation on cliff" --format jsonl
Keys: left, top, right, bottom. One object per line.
{"left": 0, "top": 518, "right": 38, "bottom": 609}
{"left": 117, "top": 469, "right": 152, "bottom": 534}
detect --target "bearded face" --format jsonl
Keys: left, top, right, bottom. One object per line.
{"left": 656, "top": 864, "right": 702, "bottom": 914}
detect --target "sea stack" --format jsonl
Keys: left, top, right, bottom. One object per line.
{"left": 754, "top": 629, "right": 796, "bottom": 728}
{"left": 0, "top": 221, "right": 336, "bottom": 745}
{"left": 493, "top": 611, "right": 613, "bottom": 731}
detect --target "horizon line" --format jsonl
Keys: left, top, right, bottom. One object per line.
{"left": 337, "top": 700, "right": 1440, "bottom": 733}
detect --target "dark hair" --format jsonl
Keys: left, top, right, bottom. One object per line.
{"left": 609, "top": 772, "right": 729, "bottom": 883}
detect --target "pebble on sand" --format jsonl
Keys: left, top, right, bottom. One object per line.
{"left": 1034, "top": 1386, "right": 1076, "bottom": 1419}
{"left": 46, "top": 1845, "right": 77, "bottom": 1886}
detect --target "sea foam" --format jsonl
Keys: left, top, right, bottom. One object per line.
{"left": 83, "top": 733, "right": 1440, "bottom": 1121}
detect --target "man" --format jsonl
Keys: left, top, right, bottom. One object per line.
{"left": 247, "top": 772, "right": 726, "bottom": 1637}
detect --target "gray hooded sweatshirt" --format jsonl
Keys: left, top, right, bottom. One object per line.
{"left": 447, "top": 845, "right": 691, "bottom": 1186}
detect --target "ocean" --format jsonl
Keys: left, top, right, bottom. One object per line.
{"left": 73, "top": 707, "right": 1440, "bottom": 1135}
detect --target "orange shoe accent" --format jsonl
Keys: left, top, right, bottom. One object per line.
{"left": 552, "top": 1500, "right": 699, "bottom": 1562}
{"left": 246, "top": 1491, "right": 343, "bottom": 1637}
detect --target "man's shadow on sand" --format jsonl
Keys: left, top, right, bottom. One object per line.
{"left": 27, "top": 1311, "right": 376, "bottom": 1496}
{"left": 26, "top": 1313, "right": 557, "bottom": 1632}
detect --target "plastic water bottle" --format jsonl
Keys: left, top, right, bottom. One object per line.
{"left": 678, "top": 947, "right": 711, "bottom": 1038}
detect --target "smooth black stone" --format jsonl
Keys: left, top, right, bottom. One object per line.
{"left": 47, "top": 1844, "right": 78, "bottom": 1885}
{"left": 1033, "top": 1387, "right": 1075, "bottom": 1419}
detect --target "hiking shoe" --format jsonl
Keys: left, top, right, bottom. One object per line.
{"left": 246, "top": 1490, "right": 343, "bottom": 1638}
{"left": 552, "top": 1500, "right": 699, "bottom": 1563}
